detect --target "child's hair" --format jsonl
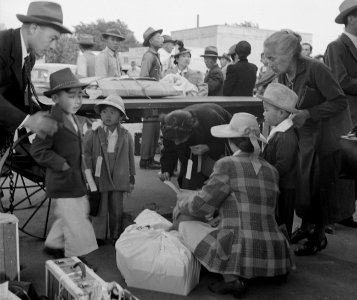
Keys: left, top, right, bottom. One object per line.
{"left": 229, "top": 137, "right": 254, "bottom": 153}
{"left": 97, "top": 104, "right": 124, "bottom": 117}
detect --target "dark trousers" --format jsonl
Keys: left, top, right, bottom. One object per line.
{"left": 140, "top": 117, "right": 160, "bottom": 160}
{"left": 276, "top": 188, "right": 296, "bottom": 239}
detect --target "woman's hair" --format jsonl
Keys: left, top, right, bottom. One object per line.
{"left": 264, "top": 29, "right": 302, "bottom": 59}
{"left": 160, "top": 110, "right": 198, "bottom": 141}
{"left": 229, "top": 137, "right": 254, "bottom": 153}
{"left": 174, "top": 41, "right": 191, "bottom": 64}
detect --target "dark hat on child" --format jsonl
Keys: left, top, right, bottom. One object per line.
{"left": 16, "top": 1, "right": 71, "bottom": 34}
{"left": 102, "top": 28, "right": 125, "bottom": 41}
{"left": 44, "top": 68, "right": 88, "bottom": 97}
{"left": 143, "top": 27, "right": 163, "bottom": 47}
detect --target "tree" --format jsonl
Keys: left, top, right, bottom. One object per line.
{"left": 45, "top": 19, "right": 141, "bottom": 63}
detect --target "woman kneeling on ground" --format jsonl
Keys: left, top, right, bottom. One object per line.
{"left": 172, "top": 113, "right": 292, "bottom": 298}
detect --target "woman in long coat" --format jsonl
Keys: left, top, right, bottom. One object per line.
{"left": 263, "top": 30, "right": 350, "bottom": 255}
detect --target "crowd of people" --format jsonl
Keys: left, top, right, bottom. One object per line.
{"left": 1, "top": 0, "right": 357, "bottom": 298}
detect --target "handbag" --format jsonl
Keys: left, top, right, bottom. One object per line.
{"left": 88, "top": 190, "right": 101, "bottom": 217}
{"left": 339, "top": 136, "right": 357, "bottom": 179}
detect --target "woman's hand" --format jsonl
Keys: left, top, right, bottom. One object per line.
{"left": 158, "top": 171, "right": 170, "bottom": 182}
{"left": 291, "top": 109, "right": 310, "bottom": 128}
{"left": 190, "top": 144, "right": 209, "bottom": 155}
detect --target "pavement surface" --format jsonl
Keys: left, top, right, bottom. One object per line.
{"left": 1, "top": 123, "right": 357, "bottom": 300}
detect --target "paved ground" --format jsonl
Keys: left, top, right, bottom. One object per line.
{"left": 1, "top": 123, "right": 357, "bottom": 299}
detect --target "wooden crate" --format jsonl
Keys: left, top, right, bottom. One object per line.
{"left": 0, "top": 222, "right": 20, "bottom": 281}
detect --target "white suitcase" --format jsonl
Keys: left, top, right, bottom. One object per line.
{"left": 45, "top": 257, "right": 138, "bottom": 300}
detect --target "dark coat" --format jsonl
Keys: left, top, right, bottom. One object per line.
{"left": 325, "top": 33, "right": 357, "bottom": 126}
{"left": 204, "top": 64, "right": 224, "bottom": 96}
{"left": 0, "top": 28, "right": 35, "bottom": 151}
{"left": 223, "top": 59, "right": 258, "bottom": 96}
{"left": 160, "top": 103, "right": 232, "bottom": 190}
{"left": 31, "top": 105, "right": 87, "bottom": 198}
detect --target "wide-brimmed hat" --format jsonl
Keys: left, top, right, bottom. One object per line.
{"left": 218, "top": 53, "right": 231, "bottom": 61}
{"left": 102, "top": 28, "right": 125, "bottom": 40}
{"left": 94, "top": 94, "right": 128, "bottom": 119}
{"left": 335, "top": 0, "right": 357, "bottom": 24}
{"left": 16, "top": 1, "right": 71, "bottom": 34}
{"left": 44, "top": 68, "right": 88, "bottom": 97}
{"left": 257, "top": 82, "right": 299, "bottom": 113}
{"left": 143, "top": 27, "right": 163, "bottom": 47}
{"left": 200, "top": 46, "right": 219, "bottom": 57}
{"left": 163, "top": 35, "right": 177, "bottom": 44}
{"left": 77, "top": 34, "right": 95, "bottom": 45}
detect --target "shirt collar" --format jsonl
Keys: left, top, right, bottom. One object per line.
{"left": 103, "top": 125, "right": 118, "bottom": 135}
{"left": 104, "top": 46, "right": 118, "bottom": 57}
{"left": 267, "top": 117, "right": 293, "bottom": 142}
{"left": 177, "top": 66, "right": 188, "bottom": 74}
{"left": 20, "top": 29, "right": 28, "bottom": 68}
{"left": 344, "top": 31, "right": 357, "bottom": 49}
{"left": 149, "top": 48, "right": 159, "bottom": 55}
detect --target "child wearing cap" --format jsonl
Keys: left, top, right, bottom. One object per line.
{"left": 84, "top": 95, "right": 135, "bottom": 244}
{"left": 258, "top": 82, "right": 299, "bottom": 238}
{"left": 31, "top": 68, "right": 98, "bottom": 260}
{"left": 172, "top": 112, "right": 292, "bottom": 297}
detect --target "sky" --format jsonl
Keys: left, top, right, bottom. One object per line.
{"left": 0, "top": 0, "right": 346, "bottom": 55}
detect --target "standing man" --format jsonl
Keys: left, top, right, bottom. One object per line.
{"left": 301, "top": 42, "right": 313, "bottom": 57}
{"left": 0, "top": 1, "right": 70, "bottom": 160}
{"left": 325, "top": 0, "right": 357, "bottom": 228}
{"left": 218, "top": 53, "right": 231, "bottom": 80}
{"left": 201, "top": 46, "right": 224, "bottom": 96}
{"left": 95, "top": 28, "right": 125, "bottom": 77}
{"left": 76, "top": 34, "right": 96, "bottom": 78}
{"left": 159, "top": 35, "right": 176, "bottom": 75}
{"left": 139, "top": 27, "right": 164, "bottom": 169}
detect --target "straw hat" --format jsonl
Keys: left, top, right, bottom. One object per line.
{"left": 200, "top": 46, "right": 219, "bottom": 57}
{"left": 94, "top": 94, "right": 128, "bottom": 119}
{"left": 143, "top": 27, "right": 163, "bottom": 47}
{"left": 335, "top": 0, "right": 357, "bottom": 24}
{"left": 16, "top": 1, "right": 71, "bottom": 34}
{"left": 77, "top": 34, "right": 95, "bottom": 45}
{"left": 257, "top": 83, "right": 299, "bottom": 113}
{"left": 211, "top": 112, "right": 265, "bottom": 142}
{"left": 44, "top": 68, "right": 88, "bottom": 97}
{"left": 102, "top": 28, "right": 125, "bottom": 40}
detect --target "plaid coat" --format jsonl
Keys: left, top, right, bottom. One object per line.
{"left": 178, "top": 152, "right": 292, "bottom": 278}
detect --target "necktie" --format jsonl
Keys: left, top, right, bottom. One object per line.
{"left": 22, "top": 54, "right": 39, "bottom": 113}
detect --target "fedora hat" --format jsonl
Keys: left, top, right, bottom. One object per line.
{"left": 44, "top": 68, "right": 88, "bottom": 97}
{"left": 218, "top": 53, "right": 231, "bottom": 61}
{"left": 143, "top": 27, "right": 163, "bottom": 47}
{"left": 16, "top": 1, "right": 71, "bottom": 34}
{"left": 200, "top": 46, "right": 219, "bottom": 57}
{"left": 77, "top": 34, "right": 95, "bottom": 45}
{"left": 162, "top": 35, "right": 177, "bottom": 44}
{"left": 94, "top": 94, "right": 128, "bottom": 119}
{"left": 211, "top": 112, "right": 266, "bottom": 142}
{"left": 335, "top": 0, "right": 357, "bottom": 23}
{"left": 257, "top": 82, "right": 299, "bottom": 113}
{"left": 102, "top": 28, "right": 125, "bottom": 40}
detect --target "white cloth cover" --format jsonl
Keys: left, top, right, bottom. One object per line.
{"left": 161, "top": 74, "right": 198, "bottom": 96}
{"left": 134, "top": 209, "right": 173, "bottom": 230}
{"left": 116, "top": 225, "right": 201, "bottom": 295}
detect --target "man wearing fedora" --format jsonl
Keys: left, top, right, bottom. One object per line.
{"left": 159, "top": 35, "right": 177, "bottom": 75}
{"left": 0, "top": 1, "right": 70, "bottom": 159}
{"left": 218, "top": 53, "right": 231, "bottom": 80}
{"left": 223, "top": 41, "right": 258, "bottom": 96}
{"left": 76, "top": 34, "right": 96, "bottom": 78}
{"left": 95, "top": 28, "right": 125, "bottom": 77}
{"left": 201, "top": 46, "right": 224, "bottom": 96}
{"left": 139, "top": 27, "right": 164, "bottom": 169}
{"left": 324, "top": 0, "right": 357, "bottom": 229}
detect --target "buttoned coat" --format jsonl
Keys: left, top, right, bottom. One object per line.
{"left": 30, "top": 105, "right": 87, "bottom": 198}
{"left": 178, "top": 153, "right": 292, "bottom": 278}
{"left": 0, "top": 28, "right": 35, "bottom": 151}
{"left": 204, "top": 63, "right": 224, "bottom": 96}
{"left": 325, "top": 33, "right": 357, "bottom": 126}
{"left": 84, "top": 125, "right": 136, "bottom": 192}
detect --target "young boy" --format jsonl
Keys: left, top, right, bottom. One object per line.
{"left": 84, "top": 95, "right": 135, "bottom": 245}
{"left": 31, "top": 68, "right": 98, "bottom": 259}
{"left": 258, "top": 83, "right": 299, "bottom": 238}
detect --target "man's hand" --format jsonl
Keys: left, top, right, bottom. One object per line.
{"left": 23, "top": 111, "right": 58, "bottom": 139}
{"left": 190, "top": 144, "right": 209, "bottom": 155}
{"left": 158, "top": 171, "right": 170, "bottom": 182}
{"left": 291, "top": 110, "right": 310, "bottom": 128}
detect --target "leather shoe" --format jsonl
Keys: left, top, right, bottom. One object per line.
{"left": 208, "top": 279, "right": 246, "bottom": 298}
{"left": 294, "top": 237, "right": 327, "bottom": 256}
{"left": 140, "top": 159, "right": 161, "bottom": 170}
{"left": 338, "top": 217, "right": 357, "bottom": 228}
{"left": 150, "top": 159, "right": 161, "bottom": 166}
{"left": 290, "top": 227, "right": 313, "bottom": 244}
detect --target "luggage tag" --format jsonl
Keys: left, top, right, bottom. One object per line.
{"left": 95, "top": 156, "right": 102, "bottom": 177}
{"left": 185, "top": 151, "right": 193, "bottom": 180}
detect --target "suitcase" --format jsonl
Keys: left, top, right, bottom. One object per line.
{"left": 45, "top": 257, "right": 138, "bottom": 300}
